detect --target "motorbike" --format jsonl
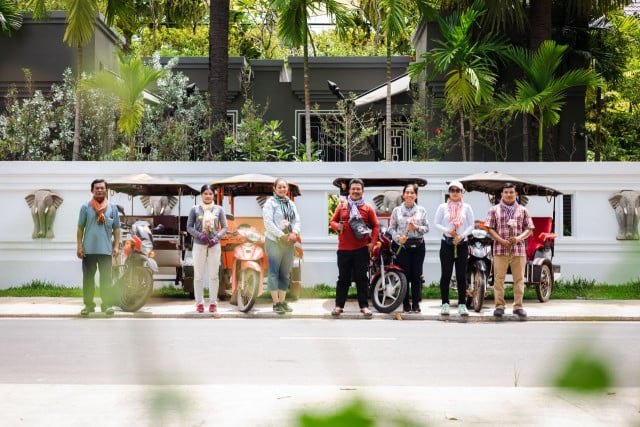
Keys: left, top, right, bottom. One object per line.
{"left": 230, "top": 226, "right": 265, "bottom": 313}
{"left": 109, "top": 173, "right": 200, "bottom": 296}
{"left": 369, "top": 229, "right": 408, "bottom": 313}
{"left": 112, "top": 220, "right": 158, "bottom": 312}
{"left": 464, "top": 224, "right": 493, "bottom": 312}
{"left": 332, "top": 175, "right": 426, "bottom": 313}
{"left": 212, "top": 174, "right": 303, "bottom": 307}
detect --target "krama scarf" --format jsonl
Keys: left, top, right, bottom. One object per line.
{"left": 91, "top": 197, "right": 108, "bottom": 224}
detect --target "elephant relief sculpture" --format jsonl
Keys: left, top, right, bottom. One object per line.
{"left": 140, "top": 195, "right": 177, "bottom": 215}
{"left": 25, "top": 189, "right": 64, "bottom": 239}
{"left": 608, "top": 190, "right": 640, "bottom": 240}
{"left": 373, "top": 190, "right": 403, "bottom": 214}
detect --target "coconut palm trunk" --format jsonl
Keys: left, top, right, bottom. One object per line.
{"left": 73, "top": 46, "right": 82, "bottom": 160}
{"left": 385, "top": 40, "right": 392, "bottom": 161}
{"left": 209, "top": 0, "right": 229, "bottom": 158}
{"left": 303, "top": 31, "right": 312, "bottom": 161}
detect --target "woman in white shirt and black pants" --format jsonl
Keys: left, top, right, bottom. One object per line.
{"left": 433, "top": 181, "right": 475, "bottom": 316}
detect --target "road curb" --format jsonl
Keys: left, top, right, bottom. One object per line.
{"left": 1, "top": 313, "right": 639, "bottom": 321}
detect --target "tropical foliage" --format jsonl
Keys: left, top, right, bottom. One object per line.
{"left": 409, "top": 0, "right": 508, "bottom": 161}
{"left": 0, "top": 0, "right": 22, "bottom": 36}
{"left": 4, "top": 0, "right": 640, "bottom": 161}
{"left": 81, "top": 53, "right": 166, "bottom": 160}
{"left": 0, "top": 69, "right": 122, "bottom": 160}
{"left": 271, "top": 0, "right": 353, "bottom": 161}
{"left": 495, "top": 40, "right": 602, "bottom": 161}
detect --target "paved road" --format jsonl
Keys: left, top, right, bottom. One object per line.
{"left": 1, "top": 318, "right": 639, "bottom": 386}
{"left": 1, "top": 318, "right": 639, "bottom": 426}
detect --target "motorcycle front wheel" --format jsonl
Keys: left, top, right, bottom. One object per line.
{"left": 471, "top": 270, "right": 486, "bottom": 312}
{"left": 371, "top": 270, "right": 407, "bottom": 313}
{"left": 118, "top": 266, "right": 154, "bottom": 312}
{"left": 237, "top": 268, "right": 259, "bottom": 313}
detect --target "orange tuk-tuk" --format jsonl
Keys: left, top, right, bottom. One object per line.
{"left": 211, "top": 174, "right": 303, "bottom": 304}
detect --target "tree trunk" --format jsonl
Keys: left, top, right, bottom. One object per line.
{"left": 522, "top": 114, "right": 529, "bottom": 161}
{"left": 528, "top": 0, "right": 552, "bottom": 51}
{"left": 303, "top": 32, "right": 312, "bottom": 162}
{"left": 594, "top": 86, "right": 602, "bottom": 161}
{"left": 459, "top": 109, "right": 466, "bottom": 161}
{"left": 128, "top": 135, "right": 135, "bottom": 161}
{"left": 208, "top": 0, "right": 229, "bottom": 159}
{"left": 537, "top": 117, "right": 544, "bottom": 161}
{"left": 72, "top": 46, "right": 82, "bottom": 161}
{"left": 468, "top": 118, "right": 475, "bottom": 161}
{"left": 385, "top": 40, "right": 392, "bottom": 161}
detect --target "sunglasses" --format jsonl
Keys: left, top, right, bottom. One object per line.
{"left": 449, "top": 188, "right": 462, "bottom": 193}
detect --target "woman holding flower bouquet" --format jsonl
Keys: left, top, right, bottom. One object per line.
{"left": 187, "top": 184, "right": 228, "bottom": 314}
{"left": 263, "top": 178, "right": 301, "bottom": 314}
{"left": 433, "top": 181, "right": 475, "bottom": 316}
{"left": 485, "top": 182, "right": 534, "bottom": 319}
{"left": 389, "top": 183, "right": 430, "bottom": 314}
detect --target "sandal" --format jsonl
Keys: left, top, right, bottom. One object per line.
{"left": 331, "top": 307, "right": 343, "bottom": 316}
{"left": 360, "top": 307, "right": 373, "bottom": 318}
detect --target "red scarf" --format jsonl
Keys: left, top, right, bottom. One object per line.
{"left": 91, "top": 197, "right": 108, "bottom": 224}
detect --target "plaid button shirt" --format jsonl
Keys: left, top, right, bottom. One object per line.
{"left": 485, "top": 203, "right": 534, "bottom": 257}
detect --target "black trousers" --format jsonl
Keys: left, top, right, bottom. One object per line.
{"left": 439, "top": 240, "right": 469, "bottom": 304}
{"left": 336, "top": 246, "right": 370, "bottom": 309}
{"left": 395, "top": 242, "right": 426, "bottom": 306}
{"left": 82, "top": 254, "right": 113, "bottom": 309}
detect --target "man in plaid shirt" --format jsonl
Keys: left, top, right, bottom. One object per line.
{"left": 485, "top": 183, "right": 534, "bottom": 318}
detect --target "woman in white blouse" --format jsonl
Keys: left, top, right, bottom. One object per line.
{"left": 433, "top": 180, "right": 475, "bottom": 316}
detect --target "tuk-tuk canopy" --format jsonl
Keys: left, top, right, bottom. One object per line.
{"left": 109, "top": 173, "right": 199, "bottom": 196}
{"left": 211, "top": 174, "right": 302, "bottom": 197}
{"left": 332, "top": 175, "right": 427, "bottom": 196}
{"left": 456, "top": 171, "right": 562, "bottom": 198}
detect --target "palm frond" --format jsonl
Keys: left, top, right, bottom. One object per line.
{"left": 63, "top": 0, "right": 99, "bottom": 47}
{"left": 0, "top": 0, "right": 22, "bottom": 35}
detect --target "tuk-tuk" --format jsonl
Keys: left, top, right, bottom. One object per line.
{"left": 457, "top": 171, "right": 562, "bottom": 303}
{"left": 109, "top": 173, "right": 199, "bottom": 293}
{"left": 211, "top": 174, "right": 303, "bottom": 302}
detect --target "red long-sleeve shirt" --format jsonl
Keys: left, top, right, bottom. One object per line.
{"left": 330, "top": 203, "right": 380, "bottom": 250}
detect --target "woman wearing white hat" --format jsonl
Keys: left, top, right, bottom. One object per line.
{"left": 433, "top": 180, "right": 475, "bottom": 316}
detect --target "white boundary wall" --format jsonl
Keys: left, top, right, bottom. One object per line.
{"left": 1, "top": 161, "right": 639, "bottom": 288}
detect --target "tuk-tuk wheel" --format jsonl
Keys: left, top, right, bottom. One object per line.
{"left": 535, "top": 263, "right": 553, "bottom": 302}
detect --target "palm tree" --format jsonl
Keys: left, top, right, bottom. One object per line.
{"left": 271, "top": 0, "right": 352, "bottom": 161}
{"left": 30, "top": 0, "right": 130, "bottom": 160}
{"left": 82, "top": 53, "right": 165, "bottom": 160}
{"left": 440, "top": 0, "right": 629, "bottom": 53}
{"left": 373, "top": 0, "right": 436, "bottom": 161}
{"left": 409, "top": 1, "right": 508, "bottom": 160}
{"left": 0, "top": 0, "right": 22, "bottom": 36}
{"left": 496, "top": 40, "right": 602, "bottom": 161}
{"left": 209, "top": 0, "right": 230, "bottom": 158}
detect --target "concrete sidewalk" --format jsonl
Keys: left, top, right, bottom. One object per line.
{"left": 0, "top": 296, "right": 638, "bottom": 321}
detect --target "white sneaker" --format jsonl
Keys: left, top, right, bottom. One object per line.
{"left": 441, "top": 303, "right": 450, "bottom": 315}
{"left": 458, "top": 304, "right": 469, "bottom": 316}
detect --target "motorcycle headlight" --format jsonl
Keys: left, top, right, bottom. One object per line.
{"left": 246, "top": 231, "right": 261, "bottom": 242}
{"left": 472, "top": 229, "right": 487, "bottom": 239}
{"left": 141, "top": 240, "right": 153, "bottom": 255}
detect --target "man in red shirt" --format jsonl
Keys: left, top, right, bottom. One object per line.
{"left": 485, "top": 183, "right": 534, "bottom": 319}
{"left": 330, "top": 179, "right": 380, "bottom": 317}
